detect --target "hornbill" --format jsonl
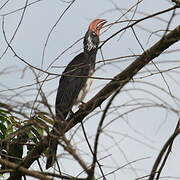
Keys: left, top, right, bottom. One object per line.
{"left": 46, "top": 19, "right": 107, "bottom": 169}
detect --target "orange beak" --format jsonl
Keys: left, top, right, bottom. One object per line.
{"left": 88, "top": 19, "right": 107, "bottom": 36}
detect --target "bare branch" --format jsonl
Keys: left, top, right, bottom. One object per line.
{"left": 0, "top": 158, "right": 51, "bottom": 180}
{"left": 67, "top": 25, "right": 180, "bottom": 130}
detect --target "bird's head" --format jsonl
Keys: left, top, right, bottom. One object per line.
{"left": 84, "top": 19, "right": 107, "bottom": 52}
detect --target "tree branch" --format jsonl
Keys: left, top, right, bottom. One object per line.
{"left": 66, "top": 25, "right": 180, "bottom": 130}
{"left": 148, "top": 120, "right": 180, "bottom": 180}
{"left": 0, "top": 158, "right": 51, "bottom": 180}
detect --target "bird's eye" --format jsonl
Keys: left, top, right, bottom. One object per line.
{"left": 92, "top": 32, "right": 96, "bottom": 36}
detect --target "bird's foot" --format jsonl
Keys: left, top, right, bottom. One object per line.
{"left": 69, "top": 109, "right": 75, "bottom": 119}
{"left": 78, "top": 101, "right": 86, "bottom": 110}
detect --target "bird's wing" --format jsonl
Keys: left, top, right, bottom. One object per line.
{"left": 55, "top": 52, "right": 92, "bottom": 119}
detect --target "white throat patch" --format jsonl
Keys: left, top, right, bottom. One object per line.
{"left": 87, "top": 35, "right": 96, "bottom": 51}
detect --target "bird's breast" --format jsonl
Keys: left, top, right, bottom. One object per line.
{"left": 76, "top": 70, "right": 94, "bottom": 104}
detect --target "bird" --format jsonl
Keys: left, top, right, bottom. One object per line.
{"left": 46, "top": 19, "right": 107, "bottom": 169}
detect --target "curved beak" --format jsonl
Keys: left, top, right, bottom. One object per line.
{"left": 88, "top": 19, "right": 107, "bottom": 36}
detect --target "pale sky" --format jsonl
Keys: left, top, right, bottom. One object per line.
{"left": 0, "top": 0, "right": 180, "bottom": 179}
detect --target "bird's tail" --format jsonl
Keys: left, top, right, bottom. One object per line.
{"left": 46, "top": 137, "right": 58, "bottom": 169}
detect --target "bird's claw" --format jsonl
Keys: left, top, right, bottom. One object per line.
{"left": 68, "top": 109, "right": 75, "bottom": 119}
{"left": 78, "top": 101, "right": 86, "bottom": 110}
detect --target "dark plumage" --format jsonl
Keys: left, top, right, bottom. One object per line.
{"left": 46, "top": 19, "right": 107, "bottom": 169}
